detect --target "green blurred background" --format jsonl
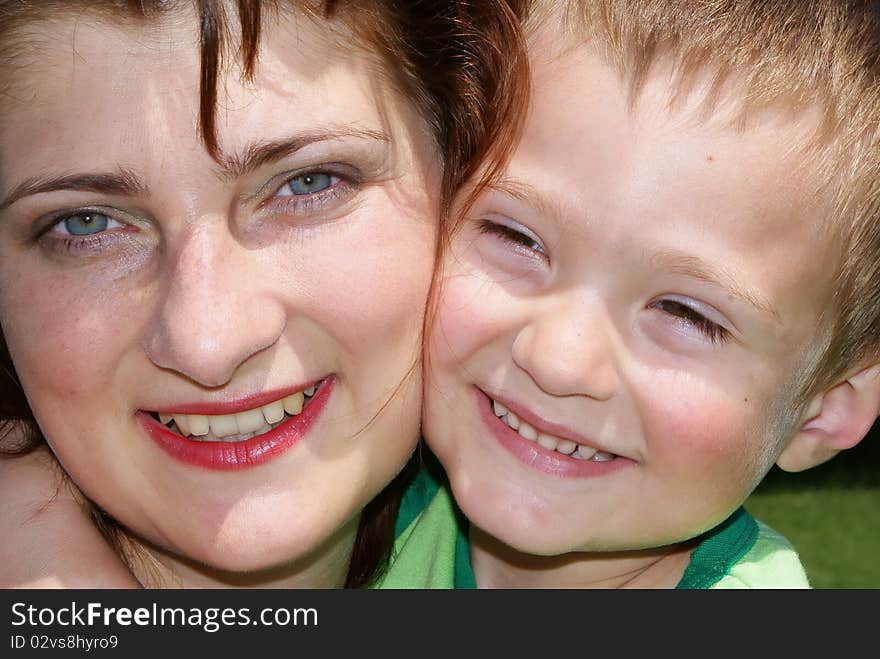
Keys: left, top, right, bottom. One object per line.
{"left": 744, "top": 418, "right": 880, "bottom": 588}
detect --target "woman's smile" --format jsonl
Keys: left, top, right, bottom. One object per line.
{"left": 140, "top": 377, "right": 334, "bottom": 469}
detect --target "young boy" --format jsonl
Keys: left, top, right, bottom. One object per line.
{"left": 389, "top": 0, "right": 880, "bottom": 588}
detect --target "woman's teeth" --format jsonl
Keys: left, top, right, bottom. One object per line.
{"left": 492, "top": 399, "right": 615, "bottom": 462}
{"left": 159, "top": 385, "right": 318, "bottom": 442}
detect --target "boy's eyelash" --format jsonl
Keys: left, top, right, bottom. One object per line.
{"left": 652, "top": 299, "right": 729, "bottom": 344}
{"left": 477, "top": 218, "right": 544, "bottom": 255}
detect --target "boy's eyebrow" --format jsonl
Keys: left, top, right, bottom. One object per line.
{"left": 0, "top": 169, "right": 147, "bottom": 211}
{"left": 649, "top": 249, "right": 782, "bottom": 324}
{"left": 486, "top": 177, "right": 570, "bottom": 228}
{"left": 217, "top": 127, "right": 391, "bottom": 179}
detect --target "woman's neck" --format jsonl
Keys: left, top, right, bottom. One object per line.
{"left": 469, "top": 526, "right": 696, "bottom": 589}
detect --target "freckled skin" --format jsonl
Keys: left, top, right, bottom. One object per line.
{"left": 424, "top": 30, "right": 837, "bottom": 586}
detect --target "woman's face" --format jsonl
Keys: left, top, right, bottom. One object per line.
{"left": 0, "top": 10, "right": 437, "bottom": 584}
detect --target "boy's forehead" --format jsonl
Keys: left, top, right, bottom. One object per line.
{"left": 527, "top": 36, "right": 833, "bottom": 218}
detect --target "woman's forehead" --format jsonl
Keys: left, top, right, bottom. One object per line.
{"left": 0, "top": 9, "right": 415, "bottom": 187}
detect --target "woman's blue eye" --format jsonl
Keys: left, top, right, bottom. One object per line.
{"left": 61, "top": 212, "right": 113, "bottom": 236}
{"left": 277, "top": 173, "right": 337, "bottom": 196}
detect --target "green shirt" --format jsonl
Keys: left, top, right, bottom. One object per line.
{"left": 372, "top": 460, "right": 473, "bottom": 588}
{"left": 374, "top": 465, "right": 810, "bottom": 589}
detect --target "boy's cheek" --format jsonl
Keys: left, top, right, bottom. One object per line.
{"left": 636, "top": 376, "right": 774, "bottom": 493}
{"left": 431, "top": 278, "right": 507, "bottom": 367}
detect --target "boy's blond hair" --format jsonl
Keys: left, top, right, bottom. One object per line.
{"left": 530, "top": 0, "right": 880, "bottom": 402}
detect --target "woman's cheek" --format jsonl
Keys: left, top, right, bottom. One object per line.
{"left": 2, "top": 268, "right": 139, "bottom": 401}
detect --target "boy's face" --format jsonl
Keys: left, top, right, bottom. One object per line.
{"left": 425, "top": 38, "right": 838, "bottom": 555}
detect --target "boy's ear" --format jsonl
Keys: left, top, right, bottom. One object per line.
{"left": 777, "top": 364, "right": 880, "bottom": 472}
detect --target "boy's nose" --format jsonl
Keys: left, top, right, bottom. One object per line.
{"left": 142, "top": 225, "right": 286, "bottom": 387}
{"left": 511, "top": 295, "right": 620, "bottom": 401}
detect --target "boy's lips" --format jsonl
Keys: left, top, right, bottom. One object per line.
{"left": 474, "top": 387, "right": 635, "bottom": 477}
{"left": 482, "top": 388, "right": 603, "bottom": 449}
{"left": 139, "top": 377, "right": 334, "bottom": 470}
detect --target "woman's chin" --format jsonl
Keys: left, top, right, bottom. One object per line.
{"left": 149, "top": 529, "right": 338, "bottom": 585}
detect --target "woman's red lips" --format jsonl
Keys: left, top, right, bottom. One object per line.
{"left": 140, "top": 377, "right": 334, "bottom": 470}
{"left": 149, "top": 379, "right": 325, "bottom": 416}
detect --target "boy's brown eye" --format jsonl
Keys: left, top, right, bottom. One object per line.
{"left": 655, "top": 299, "right": 704, "bottom": 323}
{"left": 652, "top": 299, "right": 729, "bottom": 344}
{"left": 477, "top": 218, "right": 546, "bottom": 256}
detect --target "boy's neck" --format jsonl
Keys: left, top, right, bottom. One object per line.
{"left": 469, "top": 526, "right": 697, "bottom": 589}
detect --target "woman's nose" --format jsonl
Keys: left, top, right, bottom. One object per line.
{"left": 142, "top": 224, "right": 286, "bottom": 387}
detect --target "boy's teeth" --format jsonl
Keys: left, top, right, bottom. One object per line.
{"left": 555, "top": 439, "right": 577, "bottom": 455}
{"left": 518, "top": 422, "right": 537, "bottom": 441}
{"left": 537, "top": 433, "right": 558, "bottom": 451}
{"left": 572, "top": 445, "right": 598, "bottom": 461}
{"left": 164, "top": 386, "right": 318, "bottom": 441}
{"left": 506, "top": 411, "right": 520, "bottom": 430}
{"left": 492, "top": 398, "right": 615, "bottom": 462}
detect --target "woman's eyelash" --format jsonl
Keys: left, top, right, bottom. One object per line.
{"left": 477, "top": 218, "right": 544, "bottom": 254}
{"left": 652, "top": 299, "right": 729, "bottom": 344}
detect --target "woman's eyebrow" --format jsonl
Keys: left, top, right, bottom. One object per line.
{"left": 217, "top": 127, "right": 391, "bottom": 179}
{"left": 0, "top": 169, "right": 146, "bottom": 211}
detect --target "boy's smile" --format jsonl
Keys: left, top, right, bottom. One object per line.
{"left": 479, "top": 387, "right": 633, "bottom": 477}
{"left": 425, "top": 30, "right": 840, "bottom": 574}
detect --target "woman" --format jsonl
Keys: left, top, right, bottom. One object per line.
{"left": 0, "top": 0, "right": 527, "bottom": 588}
